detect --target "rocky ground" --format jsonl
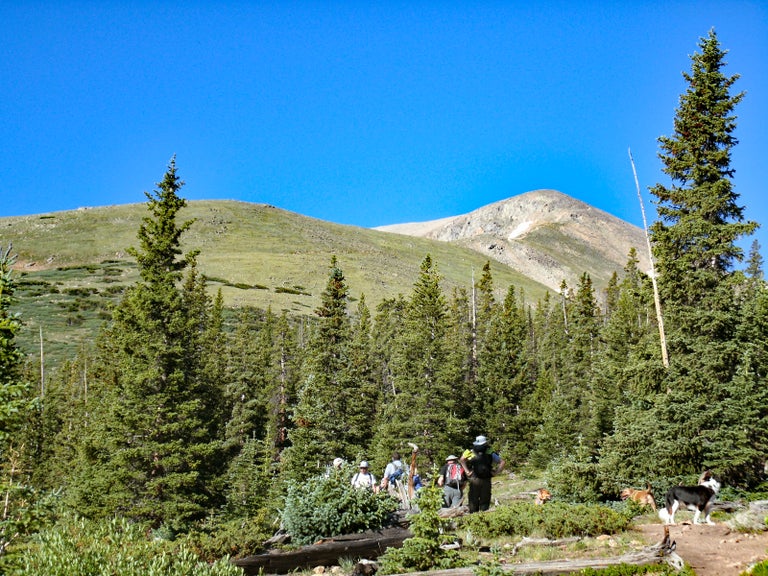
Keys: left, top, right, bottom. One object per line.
{"left": 636, "top": 522, "right": 768, "bottom": 576}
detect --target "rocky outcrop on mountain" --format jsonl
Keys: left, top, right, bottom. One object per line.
{"left": 375, "top": 189, "right": 650, "bottom": 292}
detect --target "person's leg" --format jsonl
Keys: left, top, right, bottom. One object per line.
{"left": 479, "top": 478, "right": 492, "bottom": 511}
{"left": 468, "top": 478, "right": 481, "bottom": 512}
{"left": 447, "top": 485, "right": 461, "bottom": 507}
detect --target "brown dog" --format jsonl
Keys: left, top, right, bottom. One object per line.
{"left": 534, "top": 488, "right": 552, "bottom": 505}
{"left": 620, "top": 484, "right": 657, "bottom": 511}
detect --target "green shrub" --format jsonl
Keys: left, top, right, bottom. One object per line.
{"left": 18, "top": 515, "right": 242, "bottom": 576}
{"left": 741, "top": 559, "right": 768, "bottom": 576}
{"left": 546, "top": 448, "right": 601, "bottom": 503}
{"left": 578, "top": 564, "right": 696, "bottom": 575}
{"left": 0, "top": 487, "right": 59, "bottom": 574}
{"left": 275, "top": 286, "right": 311, "bottom": 296}
{"left": 281, "top": 468, "right": 398, "bottom": 545}
{"left": 378, "top": 486, "right": 466, "bottom": 574}
{"left": 186, "top": 511, "right": 274, "bottom": 562}
{"left": 63, "top": 287, "right": 98, "bottom": 297}
{"left": 458, "top": 501, "right": 631, "bottom": 540}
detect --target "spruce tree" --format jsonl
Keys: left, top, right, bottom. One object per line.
{"left": 603, "top": 31, "right": 759, "bottom": 484}
{"left": 0, "top": 244, "right": 38, "bottom": 560}
{"left": 346, "top": 295, "right": 379, "bottom": 452}
{"left": 745, "top": 239, "right": 764, "bottom": 281}
{"left": 0, "top": 245, "right": 28, "bottom": 448}
{"left": 650, "top": 29, "right": 755, "bottom": 306}
{"left": 533, "top": 274, "right": 602, "bottom": 464}
{"left": 527, "top": 291, "right": 570, "bottom": 468}
{"left": 223, "top": 308, "right": 298, "bottom": 512}
{"left": 283, "top": 257, "right": 357, "bottom": 481}
{"left": 372, "top": 255, "right": 465, "bottom": 467}
{"left": 477, "top": 284, "right": 530, "bottom": 458}
{"left": 70, "top": 159, "right": 223, "bottom": 530}
{"left": 464, "top": 263, "right": 497, "bottom": 436}
{"left": 372, "top": 296, "right": 408, "bottom": 402}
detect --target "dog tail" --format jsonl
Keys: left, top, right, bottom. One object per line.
{"left": 658, "top": 507, "right": 671, "bottom": 523}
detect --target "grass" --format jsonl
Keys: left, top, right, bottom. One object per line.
{"left": 3, "top": 200, "right": 551, "bottom": 367}
{"left": 451, "top": 473, "right": 667, "bottom": 567}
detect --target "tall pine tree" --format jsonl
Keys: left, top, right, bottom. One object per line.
{"left": 0, "top": 244, "right": 38, "bottom": 560}
{"left": 372, "top": 255, "right": 466, "bottom": 467}
{"left": 70, "top": 158, "right": 224, "bottom": 530}
{"left": 601, "top": 31, "right": 759, "bottom": 485}
{"left": 282, "top": 257, "right": 360, "bottom": 481}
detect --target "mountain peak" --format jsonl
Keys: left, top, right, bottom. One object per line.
{"left": 376, "top": 189, "right": 649, "bottom": 292}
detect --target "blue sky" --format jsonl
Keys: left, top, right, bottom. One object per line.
{"left": 2, "top": 2, "right": 767, "bottom": 255}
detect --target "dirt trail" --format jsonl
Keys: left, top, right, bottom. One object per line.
{"left": 636, "top": 522, "right": 768, "bottom": 576}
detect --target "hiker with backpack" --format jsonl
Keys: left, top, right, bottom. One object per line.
{"left": 380, "top": 451, "right": 404, "bottom": 493}
{"left": 437, "top": 454, "right": 465, "bottom": 508}
{"left": 351, "top": 461, "right": 379, "bottom": 492}
{"left": 460, "top": 435, "right": 505, "bottom": 513}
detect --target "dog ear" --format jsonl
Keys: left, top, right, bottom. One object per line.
{"left": 698, "top": 470, "right": 712, "bottom": 484}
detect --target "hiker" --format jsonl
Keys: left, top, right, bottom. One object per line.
{"left": 325, "top": 457, "right": 345, "bottom": 477}
{"left": 460, "top": 435, "right": 504, "bottom": 513}
{"left": 351, "top": 461, "right": 379, "bottom": 492}
{"left": 380, "top": 451, "right": 404, "bottom": 492}
{"left": 437, "top": 454, "right": 465, "bottom": 508}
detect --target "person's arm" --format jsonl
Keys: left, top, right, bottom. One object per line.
{"left": 492, "top": 453, "right": 505, "bottom": 475}
{"left": 459, "top": 454, "right": 472, "bottom": 477}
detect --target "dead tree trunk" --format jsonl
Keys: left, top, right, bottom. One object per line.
{"left": 231, "top": 527, "right": 411, "bottom": 575}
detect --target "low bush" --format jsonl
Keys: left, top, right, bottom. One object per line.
{"left": 18, "top": 515, "right": 241, "bottom": 576}
{"left": 578, "top": 564, "right": 696, "bottom": 575}
{"left": 378, "top": 486, "right": 466, "bottom": 574}
{"left": 186, "top": 509, "right": 276, "bottom": 562}
{"left": 741, "top": 559, "right": 768, "bottom": 576}
{"left": 458, "top": 501, "right": 631, "bottom": 540}
{"left": 281, "top": 467, "right": 398, "bottom": 545}
{"left": 275, "top": 286, "right": 311, "bottom": 296}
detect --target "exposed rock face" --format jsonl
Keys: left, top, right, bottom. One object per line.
{"left": 376, "top": 189, "right": 651, "bottom": 293}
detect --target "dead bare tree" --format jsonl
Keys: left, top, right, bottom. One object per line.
{"left": 629, "top": 148, "right": 669, "bottom": 368}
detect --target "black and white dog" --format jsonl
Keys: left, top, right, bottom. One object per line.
{"left": 658, "top": 471, "right": 721, "bottom": 525}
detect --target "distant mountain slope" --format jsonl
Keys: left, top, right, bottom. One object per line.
{"left": 376, "top": 189, "right": 650, "bottom": 291}
{"left": 2, "top": 194, "right": 648, "bottom": 364}
{"left": 1, "top": 200, "right": 548, "bottom": 317}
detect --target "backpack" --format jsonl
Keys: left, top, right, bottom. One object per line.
{"left": 445, "top": 462, "right": 464, "bottom": 487}
{"left": 470, "top": 452, "right": 493, "bottom": 479}
{"left": 388, "top": 467, "right": 404, "bottom": 482}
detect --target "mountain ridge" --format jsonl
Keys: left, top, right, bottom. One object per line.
{"left": 376, "top": 189, "right": 650, "bottom": 291}
{"left": 2, "top": 190, "right": 647, "bottom": 363}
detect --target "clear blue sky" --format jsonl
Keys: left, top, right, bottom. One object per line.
{"left": 2, "top": 2, "right": 767, "bottom": 255}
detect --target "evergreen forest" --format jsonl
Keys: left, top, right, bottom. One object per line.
{"left": 2, "top": 29, "right": 767, "bottom": 573}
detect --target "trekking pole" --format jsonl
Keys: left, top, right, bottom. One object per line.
{"left": 407, "top": 442, "right": 418, "bottom": 502}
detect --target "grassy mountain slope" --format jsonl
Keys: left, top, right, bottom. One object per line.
{"left": 2, "top": 200, "right": 548, "bottom": 364}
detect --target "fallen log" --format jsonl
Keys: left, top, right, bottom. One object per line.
{"left": 385, "top": 527, "right": 680, "bottom": 576}
{"left": 231, "top": 527, "right": 411, "bottom": 575}
{"left": 384, "top": 544, "right": 677, "bottom": 576}
{"left": 438, "top": 505, "right": 468, "bottom": 519}
{"left": 510, "top": 536, "right": 581, "bottom": 556}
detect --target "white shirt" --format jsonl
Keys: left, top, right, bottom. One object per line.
{"left": 383, "top": 459, "right": 403, "bottom": 480}
{"left": 351, "top": 471, "right": 377, "bottom": 490}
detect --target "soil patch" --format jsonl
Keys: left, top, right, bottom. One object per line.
{"left": 636, "top": 522, "right": 768, "bottom": 576}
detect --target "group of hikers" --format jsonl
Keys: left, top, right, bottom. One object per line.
{"left": 342, "top": 435, "right": 505, "bottom": 513}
